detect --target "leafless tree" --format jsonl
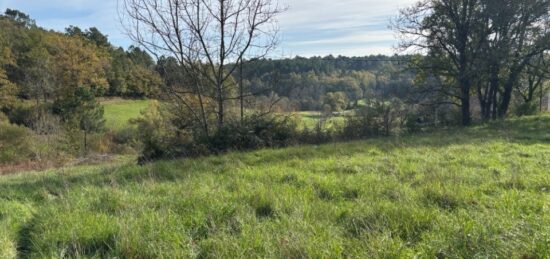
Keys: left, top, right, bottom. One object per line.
{"left": 119, "top": 0, "right": 284, "bottom": 135}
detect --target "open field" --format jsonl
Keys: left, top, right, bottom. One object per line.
{"left": 101, "top": 99, "right": 151, "bottom": 130}
{"left": 293, "top": 111, "right": 346, "bottom": 129}
{"left": 1, "top": 115, "right": 549, "bottom": 258}
{"left": 101, "top": 100, "right": 346, "bottom": 131}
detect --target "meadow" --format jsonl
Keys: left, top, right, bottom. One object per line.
{"left": 0, "top": 115, "right": 549, "bottom": 258}
{"left": 295, "top": 111, "right": 346, "bottom": 130}
{"left": 101, "top": 99, "right": 152, "bottom": 129}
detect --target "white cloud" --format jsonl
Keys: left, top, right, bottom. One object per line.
{"left": 0, "top": 0, "right": 418, "bottom": 56}
{"left": 287, "top": 30, "right": 394, "bottom": 46}
{"left": 277, "top": 0, "right": 417, "bottom": 56}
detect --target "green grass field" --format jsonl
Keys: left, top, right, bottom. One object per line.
{"left": 296, "top": 111, "right": 346, "bottom": 129}
{"left": 102, "top": 99, "right": 151, "bottom": 130}
{"left": 1, "top": 115, "right": 549, "bottom": 258}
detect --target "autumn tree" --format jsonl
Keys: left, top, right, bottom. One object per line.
{"left": 47, "top": 34, "right": 109, "bottom": 99}
{"left": 0, "top": 33, "right": 17, "bottom": 112}
{"left": 0, "top": 54, "right": 17, "bottom": 112}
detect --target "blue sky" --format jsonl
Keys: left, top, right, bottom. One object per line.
{"left": 0, "top": 0, "right": 416, "bottom": 57}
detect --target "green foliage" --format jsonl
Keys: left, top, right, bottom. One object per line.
{"left": 515, "top": 101, "right": 540, "bottom": 117}
{"left": 0, "top": 10, "right": 160, "bottom": 103}
{"left": 133, "top": 102, "right": 299, "bottom": 162}
{"left": 55, "top": 87, "right": 105, "bottom": 133}
{"left": 0, "top": 41, "right": 17, "bottom": 111}
{"left": 343, "top": 99, "right": 407, "bottom": 138}
{"left": 0, "top": 67, "right": 16, "bottom": 111}
{"left": 0, "top": 121, "right": 33, "bottom": 164}
{"left": 324, "top": 92, "right": 348, "bottom": 112}
{"left": 54, "top": 87, "right": 105, "bottom": 154}
{"left": 131, "top": 101, "right": 183, "bottom": 162}
{"left": 239, "top": 56, "right": 413, "bottom": 111}
{"left": 0, "top": 115, "right": 549, "bottom": 257}
{"left": 107, "top": 47, "right": 162, "bottom": 98}
{"left": 205, "top": 114, "right": 299, "bottom": 153}
{"left": 4, "top": 103, "right": 36, "bottom": 127}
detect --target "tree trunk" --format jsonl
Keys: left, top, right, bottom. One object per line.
{"left": 240, "top": 60, "right": 244, "bottom": 123}
{"left": 217, "top": 82, "right": 224, "bottom": 129}
{"left": 195, "top": 80, "right": 209, "bottom": 136}
{"left": 498, "top": 71, "right": 521, "bottom": 118}
{"left": 84, "top": 130, "right": 88, "bottom": 156}
{"left": 460, "top": 76, "right": 472, "bottom": 126}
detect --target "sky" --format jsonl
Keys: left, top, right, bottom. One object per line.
{"left": 0, "top": 0, "right": 417, "bottom": 57}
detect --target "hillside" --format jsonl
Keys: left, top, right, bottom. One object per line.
{"left": 1, "top": 115, "right": 549, "bottom": 258}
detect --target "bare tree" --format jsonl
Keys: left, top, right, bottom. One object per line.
{"left": 120, "top": 0, "right": 284, "bottom": 135}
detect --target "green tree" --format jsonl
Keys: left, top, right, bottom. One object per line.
{"left": 324, "top": 92, "right": 348, "bottom": 113}
{"left": 55, "top": 87, "right": 105, "bottom": 154}
{"left": 0, "top": 46, "right": 17, "bottom": 111}
{"left": 479, "top": 0, "right": 550, "bottom": 118}
{"left": 395, "top": 0, "right": 488, "bottom": 125}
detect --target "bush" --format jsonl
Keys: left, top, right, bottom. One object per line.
{"left": 134, "top": 103, "right": 300, "bottom": 163}
{"left": 132, "top": 101, "right": 189, "bottom": 163}
{"left": 205, "top": 115, "right": 298, "bottom": 153}
{"left": 296, "top": 124, "right": 334, "bottom": 144}
{"left": 5, "top": 104, "right": 37, "bottom": 127}
{"left": 515, "top": 101, "right": 539, "bottom": 117}
{"left": 0, "top": 121, "right": 34, "bottom": 164}
{"left": 0, "top": 112, "right": 7, "bottom": 123}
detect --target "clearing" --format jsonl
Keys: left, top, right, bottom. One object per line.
{"left": 101, "top": 99, "right": 151, "bottom": 130}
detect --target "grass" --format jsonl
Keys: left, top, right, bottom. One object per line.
{"left": 1, "top": 115, "right": 549, "bottom": 258}
{"left": 101, "top": 99, "right": 151, "bottom": 130}
{"left": 296, "top": 111, "right": 346, "bottom": 129}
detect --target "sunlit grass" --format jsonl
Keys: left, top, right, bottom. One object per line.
{"left": 0, "top": 115, "right": 549, "bottom": 258}
{"left": 295, "top": 111, "right": 346, "bottom": 129}
{"left": 101, "top": 99, "right": 151, "bottom": 130}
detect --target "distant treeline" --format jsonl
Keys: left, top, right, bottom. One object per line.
{"left": 236, "top": 56, "right": 418, "bottom": 111}
{"left": 0, "top": 9, "right": 418, "bottom": 113}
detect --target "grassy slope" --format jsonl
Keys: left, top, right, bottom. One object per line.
{"left": 1, "top": 116, "right": 549, "bottom": 258}
{"left": 102, "top": 99, "right": 151, "bottom": 129}
{"left": 296, "top": 111, "right": 346, "bottom": 129}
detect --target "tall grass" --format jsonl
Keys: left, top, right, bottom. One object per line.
{"left": 0, "top": 115, "right": 549, "bottom": 258}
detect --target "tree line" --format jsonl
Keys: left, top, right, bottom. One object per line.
{"left": 395, "top": 0, "right": 550, "bottom": 125}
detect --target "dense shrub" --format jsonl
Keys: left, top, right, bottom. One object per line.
{"left": 134, "top": 102, "right": 299, "bottom": 163}
{"left": 514, "top": 101, "right": 539, "bottom": 117}
{"left": 297, "top": 123, "right": 335, "bottom": 144}
{"left": 5, "top": 104, "right": 36, "bottom": 127}
{"left": 342, "top": 99, "right": 407, "bottom": 139}
{"left": 132, "top": 101, "right": 189, "bottom": 163}
{"left": 205, "top": 115, "right": 299, "bottom": 153}
{"left": 0, "top": 121, "right": 34, "bottom": 164}
{"left": 0, "top": 112, "right": 7, "bottom": 122}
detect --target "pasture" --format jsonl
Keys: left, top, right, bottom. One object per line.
{"left": 0, "top": 115, "right": 549, "bottom": 258}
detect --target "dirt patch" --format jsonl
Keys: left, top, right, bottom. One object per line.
{"left": 0, "top": 154, "right": 117, "bottom": 175}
